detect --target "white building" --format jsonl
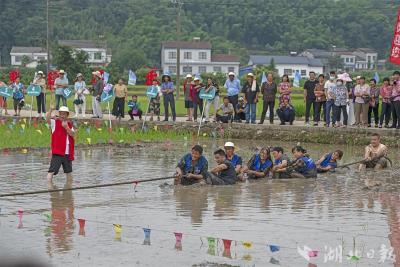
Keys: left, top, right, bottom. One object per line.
{"left": 10, "top": 47, "right": 48, "bottom": 68}
{"left": 161, "top": 40, "right": 240, "bottom": 75}
{"left": 59, "top": 40, "right": 112, "bottom": 66}
{"left": 248, "top": 55, "right": 324, "bottom": 77}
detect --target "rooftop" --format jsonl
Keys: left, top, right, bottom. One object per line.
{"left": 162, "top": 41, "right": 212, "bottom": 50}
{"left": 249, "top": 55, "right": 324, "bottom": 67}
{"left": 11, "top": 46, "right": 46, "bottom": 54}
{"left": 211, "top": 54, "right": 240, "bottom": 62}
{"left": 58, "top": 40, "right": 107, "bottom": 49}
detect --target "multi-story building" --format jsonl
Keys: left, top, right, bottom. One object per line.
{"left": 58, "top": 40, "right": 112, "bottom": 66}
{"left": 10, "top": 47, "right": 48, "bottom": 68}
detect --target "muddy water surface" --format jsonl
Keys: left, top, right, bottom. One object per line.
{"left": 0, "top": 140, "right": 399, "bottom": 267}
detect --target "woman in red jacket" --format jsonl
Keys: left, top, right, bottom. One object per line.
{"left": 183, "top": 74, "right": 195, "bottom": 121}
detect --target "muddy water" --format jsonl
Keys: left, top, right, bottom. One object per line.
{"left": 0, "top": 140, "right": 399, "bottom": 267}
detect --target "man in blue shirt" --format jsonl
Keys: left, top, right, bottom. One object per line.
{"left": 224, "top": 72, "right": 240, "bottom": 119}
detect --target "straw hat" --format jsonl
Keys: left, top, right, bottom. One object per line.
{"left": 228, "top": 72, "right": 235, "bottom": 77}
{"left": 193, "top": 77, "right": 200, "bottom": 81}
{"left": 58, "top": 106, "right": 70, "bottom": 114}
{"left": 37, "top": 71, "right": 44, "bottom": 75}
{"left": 247, "top": 73, "right": 254, "bottom": 77}
{"left": 186, "top": 74, "right": 193, "bottom": 79}
{"left": 76, "top": 73, "right": 83, "bottom": 78}
{"left": 59, "top": 70, "right": 65, "bottom": 74}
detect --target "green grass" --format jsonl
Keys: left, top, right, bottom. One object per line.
{"left": 3, "top": 88, "right": 308, "bottom": 118}
{"left": 0, "top": 119, "right": 191, "bottom": 149}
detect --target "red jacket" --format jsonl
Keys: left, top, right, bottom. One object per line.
{"left": 51, "top": 119, "right": 75, "bottom": 161}
{"left": 183, "top": 82, "right": 196, "bottom": 102}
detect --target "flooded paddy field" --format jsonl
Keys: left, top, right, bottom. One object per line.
{"left": 0, "top": 140, "right": 399, "bottom": 266}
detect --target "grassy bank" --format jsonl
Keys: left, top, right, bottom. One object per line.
{"left": 0, "top": 119, "right": 191, "bottom": 149}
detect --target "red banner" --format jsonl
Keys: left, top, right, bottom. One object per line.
{"left": 389, "top": 8, "right": 400, "bottom": 65}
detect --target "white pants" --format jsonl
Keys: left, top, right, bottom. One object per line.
{"left": 347, "top": 102, "right": 355, "bottom": 125}
{"left": 92, "top": 96, "right": 103, "bottom": 118}
{"left": 75, "top": 101, "right": 86, "bottom": 117}
{"left": 205, "top": 95, "right": 220, "bottom": 120}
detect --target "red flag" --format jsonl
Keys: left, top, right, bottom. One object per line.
{"left": 389, "top": 8, "right": 400, "bottom": 65}
{"left": 47, "top": 70, "right": 59, "bottom": 91}
{"left": 145, "top": 69, "right": 158, "bottom": 85}
{"left": 9, "top": 70, "right": 20, "bottom": 83}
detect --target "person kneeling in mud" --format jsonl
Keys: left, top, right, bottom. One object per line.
{"left": 359, "top": 133, "right": 389, "bottom": 171}
{"left": 243, "top": 147, "right": 273, "bottom": 180}
{"left": 175, "top": 145, "right": 208, "bottom": 185}
{"left": 316, "top": 150, "right": 343, "bottom": 173}
{"left": 271, "top": 147, "right": 291, "bottom": 179}
{"left": 279, "top": 146, "right": 317, "bottom": 178}
{"left": 206, "top": 149, "right": 237, "bottom": 185}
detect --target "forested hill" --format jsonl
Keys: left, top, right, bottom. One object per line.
{"left": 0, "top": 0, "right": 398, "bottom": 68}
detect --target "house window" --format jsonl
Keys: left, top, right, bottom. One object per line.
{"left": 168, "top": 51, "right": 176, "bottom": 59}
{"left": 37, "top": 56, "right": 46, "bottom": 61}
{"left": 94, "top": 52, "right": 102, "bottom": 60}
{"left": 213, "top": 66, "right": 222, "bottom": 72}
{"left": 198, "top": 52, "right": 207, "bottom": 60}
{"left": 14, "top": 56, "right": 22, "bottom": 63}
{"left": 350, "top": 58, "right": 354, "bottom": 63}
{"left": 372, "top": 56, "right": 376, "bottom": 61}
{"left": 184, "top": 52, "right": 192, "bottom": 60}
{"left": 168, "top": 66, "right": 177, "bottom": 74}
{"left": 301, "top": 70, "right": 307, "bottom": 76}
{"left": 228, "top": 67, "right": 235, "bottom": 73}
{"left": 284, "top": 69, "right": 292, "bottom": 75}
{"left": 198, "top": 66, "right": 207, "bottom": 73}
{"left": 367, "top": 56, "right": 371, "bottom": 62}
{"left": 183, "top": 66, "right": 192, "bottom": 73}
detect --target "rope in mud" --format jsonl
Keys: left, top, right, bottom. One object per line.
{"left": 0, "top": 176, "right": 176, "bottom": 198}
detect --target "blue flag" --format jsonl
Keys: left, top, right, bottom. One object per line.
{"left": 374, "top": 72, "right": 380, "bottom": 83}
{"left": 261, "top": 72, "right": 267, "bottom": 84}
{"left": 103, "top": 72, "right": 110, "bottom": 84}
{"left": 128, "top": 70, "right": 137, "bottom": 85}
{"left": 293, "top": 70, "right": 301, "bottom": 87}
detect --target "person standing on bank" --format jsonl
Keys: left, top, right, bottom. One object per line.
{"left": 91, "top": 71, "right": 103, "bottom": 119}
{"left": 204, "top": 77, "right": 220, "bottom": 123}
{"left": 332, "top": 78, "right": 349, "bottom": 127}
{"left": 224, "top": 72, "right": 241, "bottom": 119}
{"left": 33, "top": 71, "right": 46, "bottom": 119}
{"left": 183, "top": 74, "right": 194, "bottom": 121}
{"left": 46, "top": 106, "right": 75, "bottom": 184}
{"left": 313, "top": 74, "right": 326, "bottom": 126}
{"left": 303, "top": 71, "right": 318, "bottom": 126}
{"left": 73, "top": 73, "right": 87, "bottom": 118}
{"left": 391, "top": 71, "right": 400, "bottom": 128}
{"left": 54, "top": 70, "right": 68, "bottom": 110}
{"left": 259, "top": 72, "right": 277, "bottom": 124}
{"left": 241, "top": 73, "right": 259, "bottom": 124}
{"left": 379, "top": 77, "right": 392, "bottom": 128}
{"left": 324, "top": 71, "right": 337, "bottom": 127}
{"left": 354, "top": 76, "right": 371, "bottom": 127}
{"left": 193, "top": 77, "right": 204, "bottom": 122}
{"left": 161, "top": 73, "right": 176, "bottom": 122}
{"left": 368, "top": 78, "right": 380, "bottom": 128}
{"left": 112, "top": 78, "right": 128, "bottom": 120}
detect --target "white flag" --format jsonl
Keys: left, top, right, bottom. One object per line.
{"left": 128, "top": 70, "right": 137, "bottom": 85}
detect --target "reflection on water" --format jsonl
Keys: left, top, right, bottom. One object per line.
{"left": 0, "top": 141, "right": 399, "bottom": 266}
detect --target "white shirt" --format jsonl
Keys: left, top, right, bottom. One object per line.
{"left": 324, "top": 80, "right": 336, "bottom": 100}
{"left": 51, "top": 119, "right": 74, "bottom": 155}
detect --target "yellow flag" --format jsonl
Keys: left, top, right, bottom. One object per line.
{"left": 97, "top": 128, "right": 102, "bottom": 132}
{"left": 23, "top": 118, "right": 27, "bottom": 124}
{"left": 86, "top": 138, "right": 91, "bottom": 145}
{"left": 36, "top": 130, "right": 43, "bottom": 135}
{"left": 113, "top": 224, "right": 122, "bottom": 234}
{"left": 154, "top": 125, "right": 158, "bottom": 131}
{"left": 21, "top": 124, "right": 25, "bottom": 130}
{"left": 242, "top": 241, "right": 253, "bottom": 249}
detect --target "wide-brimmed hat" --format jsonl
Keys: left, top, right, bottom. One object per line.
{"left": 224, "top": 141, "right": 235, "bottom": 148}
{"left": 193, "top": 77, "right": 200, "bottom": 81}
{"left": 92, "top": 71, "right": 102, "bottom": 78}
{"left": 228, "top": 72, "right": 235, "bottom": 77}
{"left": 59, "top": 70, "right": 65, "bottom": 74}
{"left": 58, "top": 106, "right": 70, "bottom": 114}
{"left": 338, "top": 73, "right": 352, "bottom": 82}
{"left": 239, "top": 96, "right": 244, "bottom": 101}
{"left": 186, "top": 74, "right": 192, "bottom": 79}
{"left": 76, "top": 73, "right": 83, "bottom": 78}
{"left": 247, "top": 73, "right": 254, "bottom": 77}
{"left": 37, "top": 71, "right": 44, "bottom": 75}
{"left": 161, "top": 73, "right": 171, "bottom": 80}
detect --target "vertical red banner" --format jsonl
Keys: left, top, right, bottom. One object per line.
{"left": 389, "top": 8, "right": 400, "bottom": 65}
{"left": 47, "top": 70, "right": 59, "bottom": 91}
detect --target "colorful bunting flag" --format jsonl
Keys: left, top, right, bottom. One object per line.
{"left": 113, "top": 224, "right": 122, "bottom": 234}
{"left": 308, "top": 250, "right": 318, "bottom": 257}
{"left": 223, "top": 239, "right": 232, "bottom": 251}
{"left": 86, "top": 127, "right": 91, "bottom": 134}
{"left": 143, "top": 228, "right": 151, "bottom": 239}
{"left": 43, "top": 213, "right": 52, "bottom": 221}
{"left": 86, "top": 138, "right": 91, "bottom": 145}
{"left": 21, "top": 149, "right": 28, "bottom": 154}
{"left": 78, "top": 219, "right": 86, "bottom": 229}
{"left": 269, "top": 244, "right": 280, "bottom": 252}
{"left": 207, "top": 237, "right": 216, "bottom": 247}
{"left": 17, "top": 209, "right": 23, "bottom": 219}
{"left": 174, "top": 232, "right": 183, "bottom": 243}
{"left": 242, "top": 241, "right": 253, "bottom": 249}
{"left": 21, "top": 124, "right": 25, "bottom": 130}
